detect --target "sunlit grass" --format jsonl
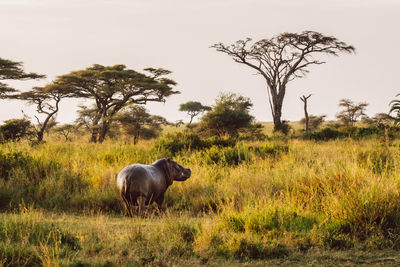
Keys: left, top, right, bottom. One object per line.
{"left": 1, "top": 136, "right": 400, "bottom": 264}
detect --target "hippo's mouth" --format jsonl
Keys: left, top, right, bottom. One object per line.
{"left": 184, "top": 169, "right": 191, "bottom": 178}
{"left": 181, "top": 169, "right": 191, "bottom": 179}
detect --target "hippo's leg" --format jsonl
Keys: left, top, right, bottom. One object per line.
{"left": 123, "top": 199, "right": 131, "bottom": 217}
{"left": 136, "top": 196, "right": 146, "bottom": 216}
{"left": 155, "top": 194, "right": 164, "bottom": 212}
{"left": 121, "top": 192, "right": 133, "bottom": 217}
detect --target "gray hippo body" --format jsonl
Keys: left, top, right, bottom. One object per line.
{"left": 117, "top": 158, "right": 191, "bottom": 215}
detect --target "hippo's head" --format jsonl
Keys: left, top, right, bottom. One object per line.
{"left": 163, "top": 158, "right": 191, "bottom": 185}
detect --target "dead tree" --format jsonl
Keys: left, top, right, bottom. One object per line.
{"left": 212, "top": 31, "right": 355, "bottom": 132}
{"left": 300, "top": 94, "right": 312, "bottom": 132}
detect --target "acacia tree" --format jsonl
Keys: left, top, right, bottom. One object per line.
{"left": 54, "top": 124, "right": 76, "bottom": 142}
{"left": 47, "top": 64, "right": 178, "bottom": 143}
{"left": 15, "top": 86, "right": 74, "bottom": 142}
{"left": 179, "top": 101, "right": 211, "bottom": 126}
{"left": 300, "top": 115, "right": 326, "bottom": 131}
{"left": 198, "top": 92, "right": 255, "bottom": 137}
{"left": 75, "top": 105, "right": 98, "bottom": 133}
{"left": 336, "top": 99, "right": 368, "bottom": 126}
{"left": 212, "top": 31, "right": 355, "bottom": 132}
{"left": 389, "top": 94, "right": 400, "bottom": 125}
{"left": 115, "top": 105, "right": 168, "bottom": 144}
{"left": 0, "top": 57, "right": 44, "bottom": 97}
{"left": 362, "top": 113, "right": 392, "bottom": 126}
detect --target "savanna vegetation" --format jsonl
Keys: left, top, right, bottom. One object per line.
{"left": 2, "top": 30, "right": 400, "bottom": 266}
{"left": 2, "top": 127, "right": 400, "bottom": 266}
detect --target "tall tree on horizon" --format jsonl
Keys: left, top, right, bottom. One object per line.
{"left": 179, "top": 101, "right": 211, "bottom": 126}
{"left": 336, "top": 98, "right": 368, "bottom": 126}
{"left": 0, "top": 57, "right": 45, "bottom": 97}
{"left": 212, "top": 31, "right": 355, "bottom": 132}
{"left": 14, "top": 86, "right": 74, "bottom": 142}
{"left": 197, "top": 92, "right": 255, "bottom": 137}
{"left": 115, "top": 105, "right": 168, "bottom": 144}
{"left": 47, "top": 64, "right": 179, "bottom": 143}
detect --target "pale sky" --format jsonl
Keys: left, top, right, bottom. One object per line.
{"left": 1, "top": 0, "right": 399, "bottom": 124}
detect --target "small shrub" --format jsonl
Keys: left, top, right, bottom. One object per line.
{"left": 357, "top": 146, "right": 395, "bottom": 174}
{"left": 0, "top": 151, "right": 37, "bottom": 180}
{"left": 0, "top": 218, "right": 80, "bottom": 251}
{"left": 227, "top": 234, "right": 290, "bottom": 260}
{"left": 303, "top": 127, "right": 344, "bottom": 141}
{"left": 205, "top": 136, "right": 236, "bottom": 148}
{"left": 0, "top": 118, "right": 34, "bottom": 142}
{"left": 273, "top": 120, "right": 292, "bottom": 135}
{"left": 165, "top": 221, "right": 197, "bottom": 257}
{"left": 252, "top": 142, "right": 289, "bottom": 158}
{"left": 194, "top": 227, "right": 228, "bottom": 258}
{"left": 319, "top": 220, "right": 353, "bottom": 249}
{"left": 350, "top": 126, "right": 380, "bottom": 139}
{"left": 0, "top": 245, "right": 41, "bottom": 266}
{"left": 221, "top": 207, "right": 317, "bottom": 235}
{"left": 222, "top": 213, "right": 246, "bottom": 232}
{"left": 200, "top": 145, "right": 251, "bottom": 166}
{"left": 295, "top": 235, "right": 313, "bottom": 252}
{"left": 154, "top": 131, "right": 208, "bottom": 156}
{"left": 154, "top": 131, "right": 237, "bottom": 156}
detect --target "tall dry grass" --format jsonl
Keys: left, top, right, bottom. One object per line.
{"left": 1, "top": 136, "right": 400, "bottom": 264}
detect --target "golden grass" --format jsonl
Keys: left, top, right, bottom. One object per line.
{"left": 2, "top": 136, "right": 400, "bottom": 264}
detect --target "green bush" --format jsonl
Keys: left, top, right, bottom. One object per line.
{"left": 154, "top": 131, "right": 236, "bottom": 156}
{"left": 227, "top": 235, "right": 289, "bottom": 260}
{"left": 0, "top": 217, "right": 80, "bottom": 251}
{"left": 221, "top": 207, "right": 317, "bottom": 234}
{"left": 357, "top": 146, "right": 395, "bottom": 174}
{"left": 200, "top": 144, "right": 251, "bottom": 166}
{"left": 303, "top": 127, "right": 344, "bottom": 141}
{"left": 0, "top": 118, "right": 34, "bottom": 142}
{"left": 0, "top": 151, "right": 38, "bottom": 180}
{"left": 319, "top": 220, "right": 353, "bottom": 249}
{"left": 205, "top": 136, "right": 236, "bottom": 148}
{"left": 0, "top": 245, "right": 41, "bottom": 266}
{"left": 304, "top": 126, "right": 400, "bottom": 141}
{"left": 0, "top": 150, "right": 95, "bottom": 211}
{"left": 154, "top": 131, "right": 208, "bottom": 156}
{"left": 252, "top": 142, "right": 289, "bottom": 158}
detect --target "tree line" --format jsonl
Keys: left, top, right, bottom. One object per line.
{"left": 1, "top": 30, "right": 399, "bottom": 143}
{"left": 1, "top": 62, "right": 178, "bottom": 143}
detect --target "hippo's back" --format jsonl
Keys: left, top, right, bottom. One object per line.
{"left": 117, "top": 164, "right": 164, "bottom": 200}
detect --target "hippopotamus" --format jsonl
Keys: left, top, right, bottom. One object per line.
{"left": 117, "top": 158, "right": 191, "bottom": 216}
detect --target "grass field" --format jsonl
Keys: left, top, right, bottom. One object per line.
{"left": 1, "top": 133, "right": 400, "bottom": 266}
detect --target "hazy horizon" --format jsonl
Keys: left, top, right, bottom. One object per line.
{"left": 1, "top": 0, "right": 399, "bottom": 124}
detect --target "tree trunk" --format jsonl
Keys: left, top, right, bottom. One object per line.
{"left": 36, "top": 110, "right": 58, "bottom": 143}
{"left": 37, "top": 130, "right": 44, "bottom": 142}
{"left": 272, "top": 109, "right": 283, "bottom": 132}
{"left": 304, "top": 106, "right": 309, "bottom": 132}
{"left": 133, "top": 134, "right": 139, "bottom": 145}
{"left": 300, "top": 94, "right": 311, "bottom": 132}
{"left": 272, "top": 93, "right": 284, "bottom": 132}
{"left": 89, "top": 115, "right": 102, "bottom": 143}
{"left": 269, "top": 84, "right": 286, "bottom": 133}
{"left": 98, "top": 121, "right": 109, "bottom": 143}
{"left": 188, "top": 115, "right": 194, "bottom": 126}
{"left": 90, "top": 125, "right": 99, "bottom": 143}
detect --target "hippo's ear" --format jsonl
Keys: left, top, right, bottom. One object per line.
{"left": 164, "top": 158, "right": 174, "bottom": 186}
